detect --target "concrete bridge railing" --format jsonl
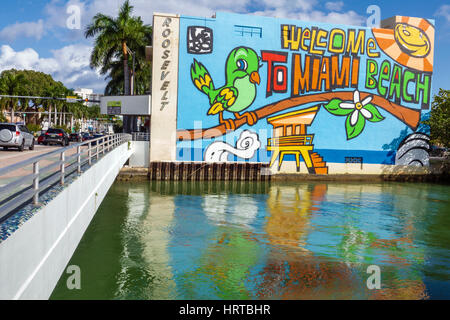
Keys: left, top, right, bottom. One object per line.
{"left": 0, "top": 133, "right": 133, "bottom": 299}
{"left": 0, "top": 134, "right": 131, "bottom": 221}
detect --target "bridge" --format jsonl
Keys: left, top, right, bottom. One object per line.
{"left": 0, "top": 134, "right": 134, "bottom": 299}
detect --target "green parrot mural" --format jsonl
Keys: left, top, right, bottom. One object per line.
{"left": 190, "top": 46, "right": 262, "bottom": 130}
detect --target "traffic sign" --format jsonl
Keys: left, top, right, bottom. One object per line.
{"left": 66, "top": 96, "right": 78, "bottom": 103}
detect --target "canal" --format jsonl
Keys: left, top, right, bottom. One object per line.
{"left": 51, "top": 180, "right": 450, "bottom": 300}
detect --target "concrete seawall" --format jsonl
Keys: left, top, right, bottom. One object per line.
{"left": 116, "top": 157, "right": 449, "bottom": 183}
{"left": 0, "top": 143, "right": 133, "bottom": 300}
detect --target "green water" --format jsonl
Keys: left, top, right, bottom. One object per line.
{"left": 51, "top": 181, "right": 450, "bottom": 300}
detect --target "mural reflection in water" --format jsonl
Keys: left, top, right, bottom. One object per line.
{"left": 51, "top": 181, "right": 449, "bottom": 300}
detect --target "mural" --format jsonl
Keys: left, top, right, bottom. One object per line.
{"left": 204, "top": 130, "right": 261, "bottom": 162}
{"left": 190, "top": 46, "right": 261, "bottom": 130}
{"left": 176, "top": 12, "right": 434, "bottom": 174}
{"left": 187, "top": 26, "right": 213, "bottom": 54}
{"left": 266, "top": 106, "right": 328, "bottom": 174}
{"left": 395, "top": 133, "right": 431, "bottom": 166}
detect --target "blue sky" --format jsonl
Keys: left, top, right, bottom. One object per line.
{"left": 0, "top": 0, "right": 449, "bottom": 95}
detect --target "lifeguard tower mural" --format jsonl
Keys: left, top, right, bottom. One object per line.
{"left": 267, "top": 106, "right": 328, "bottom": 174}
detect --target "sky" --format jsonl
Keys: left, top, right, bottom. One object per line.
{"left": 0, "top": 0, "right": 449, "bottom": 95}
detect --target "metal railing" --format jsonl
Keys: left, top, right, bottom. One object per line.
{"left": 0, "top": 133, "right": 131, "bottom": 221}
{"left": 132, "top": 132, "right": 150, "bottom": 141}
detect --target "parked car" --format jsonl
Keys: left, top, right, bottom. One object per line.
{"left": 81, "top": 132, "right": 92, "bottom": 141}
{"left": 0, "top": 123, "right": 35, "bottom": 151}
{"left": 91, "top": 133, "right": 105, "bottom": 146}
{"left": 37, "top": 132, "right": 46, "bottom": 145}
{"left": 43, "top": 128, "right": 70, "bottom": 146}
{"left": 69, "top": 133, "right": 82, "bottom": 142}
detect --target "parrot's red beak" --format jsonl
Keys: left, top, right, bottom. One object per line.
{"left": 250, "top": 71, "right": 260, "bottom": 85}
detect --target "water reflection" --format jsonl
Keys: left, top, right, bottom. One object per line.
{"left": 256, "top": 183, "right": 431, "bottom": 299}
{"left": 173, "top": 187, "right": 264, "bottom": 299}
{"left": 107, "top": 186, "right": 178, "bottom": 299}
{"left": 50, "top": 181, "right": 450, "bottom": 300}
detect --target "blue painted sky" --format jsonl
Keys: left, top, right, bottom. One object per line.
{"left": 0, "top": 0, "right": 449, "bottom": 94}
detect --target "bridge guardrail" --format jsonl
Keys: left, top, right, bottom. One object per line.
{"left": 131, "top": 132, "right": 150, "bottom": 141}
{"left": 0, "top": 133, "right": 131, "bottom": 222}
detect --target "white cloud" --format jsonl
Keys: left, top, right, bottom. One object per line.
{"left": 0, "top": 20, "right": 45, "bottom": 42}
{"left": 86, "top": 0, "right": 250, "bottom": 24}
{"left": 253, "top": 8, "right": 365, "bottom": 26}
{"left": 0, "top": 44, "right": 105, "bottom": 92}
{"left": 435, "top": 4, "right": 450, "bottom": 23}
{"left": 325, "top": 1, "right": 344, "bottom": 12}
{"left": 43, "top": 0, "right": 364, "bottom": 33}
{"left": 1, "top": 0, "right": 366, "bottom": 93}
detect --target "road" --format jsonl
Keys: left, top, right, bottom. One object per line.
{"left": 0, "top": 142, "right": 88, "bottom": 181}
{"left": 0, "top": 144, "right": 62, "bottom": 169}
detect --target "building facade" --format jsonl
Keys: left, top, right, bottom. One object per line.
{"left": 74, "top": 88, "right": 104, "bottom": 107}
{"left": 150, "top": 12, "right": 434, "bottom": 175}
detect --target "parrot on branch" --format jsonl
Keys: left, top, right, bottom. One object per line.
{"left": 190, "top": 46, "right": 262, "bottom": 131}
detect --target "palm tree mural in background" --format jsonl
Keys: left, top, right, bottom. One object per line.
{"left": 85, "top": 0, "right": 152, "bottom": 132}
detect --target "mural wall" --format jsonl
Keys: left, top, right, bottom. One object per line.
{"left": 175, "top": 12, "right": 434, "bottom": 174}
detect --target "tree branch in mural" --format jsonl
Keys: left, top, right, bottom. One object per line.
{"left": 177, "top": 91, "right": 421, "bottom": 141}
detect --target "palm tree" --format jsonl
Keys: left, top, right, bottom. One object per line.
{"left": 104, "top": 58, "right": 151, "bottom": 96}
{"left": 85, "top": 0, "right": 152, "bottom": 132}
{"left": 43, "top": 84, "right": 63, "bottom": 128}
{"left": 0, "top": 71, "right": 26, "bottom": 122}
{"left": 85, "top": 0, "right": 151, "bottom": 95}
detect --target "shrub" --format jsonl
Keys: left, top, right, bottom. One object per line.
{"left": 54, "top": 124, "right": 71, "bottom": 133}
{"left": 26, "top": 123, "right": 42, "bottom": 134}
{"left": 422, "top": 89, "right": 450, "bottom": 148}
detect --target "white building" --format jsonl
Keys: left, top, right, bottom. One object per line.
{"left": 74, "top": 88, "right": 103, "bottom": 107}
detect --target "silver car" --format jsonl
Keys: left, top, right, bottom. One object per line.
{"left": 0, "top": 123, "right": 35, "bottom": 151}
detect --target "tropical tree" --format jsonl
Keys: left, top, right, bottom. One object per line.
{"left": 42, "top": 81, "right": 65, "bottom": 127}
{"left": 0, "top": 70, "right": 26, "bottom": 122}
{"left": 0, "top": 69, "right": 76, "bottom": 126}
{"left": 104, "top": 58, "right": 151, "bottom": 95}
{"left": 19, "top": 69, "right": 55, "bottom": 123}
{"left": 88, "top": 105, "right": 101, "bottom": 120}
{"left": 84, "top": 0, "right": 152, "bottom": 96}
{"left": 0, "top": 68, "right": 106, "bottom": 131}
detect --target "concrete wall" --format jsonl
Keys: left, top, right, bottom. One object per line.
{"left": 150, "top": 13, "right": 180, "bottom": 162}
{"left": 100, "top": 95, "right": 151, "bottom": 116}
{"left": 129, "top": 141, "right": 150, "bottom": 168}
{"left": 0, "top": 143, "right": 133, "bottom": 300}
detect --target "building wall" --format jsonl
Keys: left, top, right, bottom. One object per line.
{"left": 168, "top": 12, "right": 434, "bottom": 175}
{"left": 150, "top": 13, "right": 180, "bottom": 162}
{"left": 129, "top": 141, "right": 150, "bottom": 168}
{"left": 74, "top": 88, "right": 104, "bottom": 107}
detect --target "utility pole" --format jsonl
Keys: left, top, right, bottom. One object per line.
{"left": 49, "top": 105, "right": 52, "bottom": 128}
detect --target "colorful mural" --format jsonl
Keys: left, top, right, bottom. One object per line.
{"left": 266, "top": 106, "right": 328, "bottom": 174}
{"left": 175, "top": 12, "right": 434, "bottom": 174}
